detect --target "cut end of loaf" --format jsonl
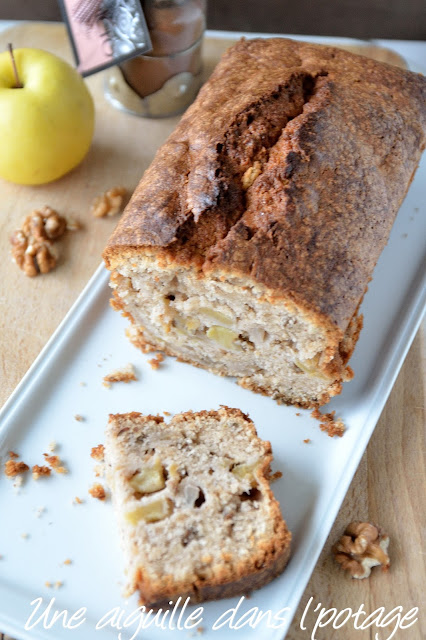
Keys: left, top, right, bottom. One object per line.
{"left": 104, "top": 407, "right": 291, "bottom": 606}
{"left": 102, "top": 38, "right": 426, "bottom": 408}
{"left": 108, "top": 255, "right": 359, "bottom": 408}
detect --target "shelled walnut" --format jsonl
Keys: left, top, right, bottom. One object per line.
{"left": 22, "top": 207, "right": 68, "bottom": 240}
{"left": 10, "top": 206, "right": 79, "bottom": 277}
{"left": 91, "top": 186, "right": 127, "bottom": 218}
{"left": 333, "top": 521, "right": 390, "bottom": 579}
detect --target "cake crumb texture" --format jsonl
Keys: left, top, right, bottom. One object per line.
{"left": 311, "top": 408, "right": 345, "bottom": 437}
{"left": 104, "top": 407, "right": 291, "bottom": 606}
{"left": 4, "top": 460, "right": 29, "bottom": 477}
{"left": 89, "top": 483, "right": 107, "bottom": 501}
{"left": 32, "top": 465, "right": 52, "bottom": 480}
{"left": 91, "top": 444, "right": 105, "bottom": 461}
{"left": 103, "top": 363, "right": 137, "bottom": 384}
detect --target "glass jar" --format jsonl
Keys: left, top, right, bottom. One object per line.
{"left": 105, "top": 0, "right": 206, "bottom": 117}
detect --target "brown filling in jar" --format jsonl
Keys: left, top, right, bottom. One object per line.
{"left": 118, "top": 0, "right": 206, "bottom": 111}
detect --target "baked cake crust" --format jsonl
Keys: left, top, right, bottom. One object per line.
{"left": 104, "top": 38, "right": 426, "bottom": 337}
{"left": 103, "top": 38, "right": 425, "bottom": 407}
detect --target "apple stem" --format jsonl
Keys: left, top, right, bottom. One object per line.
{"left": 8, "top": 43, "right": 23, "bottom": 89}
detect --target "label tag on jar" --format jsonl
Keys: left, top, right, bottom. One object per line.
{"left": 58, "top": 0, "right": 152, "bottom": 77}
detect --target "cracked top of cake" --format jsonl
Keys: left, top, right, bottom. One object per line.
{"left": 104, "top": 38, "right": 426, "bottom": 335}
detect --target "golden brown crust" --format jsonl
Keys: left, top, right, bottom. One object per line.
{"left": 104, "top": 37, "right": 426, "bottom": 337}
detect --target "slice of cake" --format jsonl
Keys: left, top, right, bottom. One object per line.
{"left": 103, "top": 37, "right": 426, "bottom": 408}
{"left": 104, "top": 407, "right": 291, "bottom": 607}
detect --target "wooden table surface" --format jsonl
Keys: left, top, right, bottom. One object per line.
{"left": 0, "top": 23, "right": 424, "bottom": 640}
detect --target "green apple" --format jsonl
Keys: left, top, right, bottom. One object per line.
{"left": 0, "top": 47, "right": 94, "bottom": 185}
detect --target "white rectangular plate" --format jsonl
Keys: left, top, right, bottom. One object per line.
{"left": 0, "top": 35, "right": 425, "bottom": 640}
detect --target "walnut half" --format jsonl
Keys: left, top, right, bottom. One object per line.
{"left": 333, "top": 521, "right": 390, "bottom": 579}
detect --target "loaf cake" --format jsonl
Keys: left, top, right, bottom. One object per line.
{"left": 104, "top": 38, "right": 426, "bottom": 407}
{"left": 104, "top": 408, "right": 291, "bottom": 606}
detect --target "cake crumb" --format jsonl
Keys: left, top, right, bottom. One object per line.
{"left": 103, "top": 363, "right": 137, "bottom": 385}
{"left": 89, "top": 483, "right": 106, "bottom": 501}
{"left": 43, "top": 454, "right": 68, "bottom": 474}
{"left": 311, "top": 408, "right": 345, "bottom": 437}
{"left": 94, "top": 464, "right": 104, "bottom": 478}
{"left": 32, "top": 465, "right": 52, "bottom": 480}
{"left": 4, "top": 460, "right": 29, "bottom": 477}
{"left": 295, "top": 412, "right": 301, "bottom": 417}
{"left": 73, "top": 496, "right": 84, "bottom": 505}
{"left": 35, "top": 506, "right": 46, "bottom": 518}
{"left": 21, "top": 533, "right": 29, "bottom": 540}
{"left": 45, "top": 581, "right": 52, "bottom": 588}
{"left": 74, "top": 414, "right": 85, "bottom": 422}
{"left": 63, "top": 558, "right": 72, "bottom": 566}
{"left": 8, "top": 451, "right": 19, "bottom": 459}
{"left": 54, "top": 581, "right": 63, "bottom": 589}
{"left": 91, "top": 444, "right": 105, "bottom": 461}
{"left": 148, "top": 353, "right": 164, "bottom": 370}
{"left": 269, "top": 470, "right": 282, "bottom": 482}
{"left": 13, "top": 475, "right": 24, "bottom": 491}
{"left": 47, "top": 441, "right": 57, "bottom": 453}
{"left": 163, "top": 411, "right": 171, "bottom": 416}
{"left": 79, "top": 381, "right": 86, "bottom": 387}
{"left": 303, "top": 438, "right": 311, "bottom": 444}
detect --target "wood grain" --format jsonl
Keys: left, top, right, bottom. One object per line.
{"left": 288, "top": 330, "right": 425, "bottom": 640}
{"left": 0, "top": 23, "right": 424, "bottom": 640}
